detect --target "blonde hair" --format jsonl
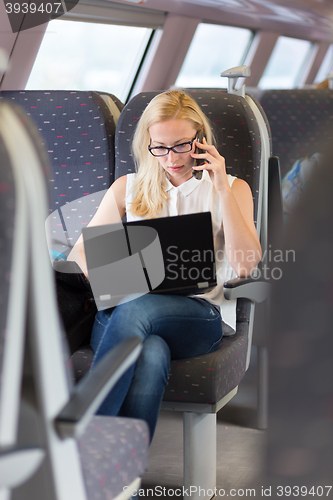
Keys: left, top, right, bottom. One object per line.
{"left": 130, "top": 90, "right": 214, "bottom": 218}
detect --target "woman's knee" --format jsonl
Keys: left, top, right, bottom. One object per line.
{"left": 108, "top": 298, "right": 153, "bottom": 338}
{"left": 137, "top": 335, "right": 171, "bottom": 381}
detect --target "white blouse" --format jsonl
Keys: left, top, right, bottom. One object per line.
{"left": 125, "top": 170, "right": 238, "bottom": 334}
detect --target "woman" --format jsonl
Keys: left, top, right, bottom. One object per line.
{"left": 67, "top": 90, "right": 262, "bottom": 441}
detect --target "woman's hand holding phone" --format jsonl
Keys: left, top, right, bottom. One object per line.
{"left": 191, "top": 136, "right": 230, "bottom": 193}
{"left": 192, "top": 131, "right": 206, "bottom": 180}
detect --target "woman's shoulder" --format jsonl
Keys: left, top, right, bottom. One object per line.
{"left": 202, "top": 170, "right": 237, "bottom": 188}
{"left": 125, "top": 172, "right": 137, "bottom": 183}
{"left": 116, "top": 172, "right": 137, "bottom": 190}
{"left": 111, "top": 174, "right": 128, "bottom": 191}
{"left": 110, "top": 175, "right": 128, "bottom": 206}
{"left": 230, "top": 175, "right": 251, "bottom": 191}
{"left": 227, "top": 173, "right": 238, "bottom": 187}
{"left": 113, "top": 173, "right": 140, "bottom": 190}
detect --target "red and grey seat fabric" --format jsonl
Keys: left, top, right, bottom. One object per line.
{"left": 252, "top": 88, "right": 333, "bottom": 178}
{"left": 0, "top": 90, "right": 123, "bottom": 259}
{"left": 0, "top": 107, "right": 45, "bottom": 494}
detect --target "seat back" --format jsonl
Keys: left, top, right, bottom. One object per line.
{"left": 249, "top": 88, "right": 333, "bottom": 177}
{"left": 0, "top": 90, "right": 123, "bottom": 260}
{"left": 1, "top": 99, "right": 47, "bottom": 497}
{"left": 266, "top": 145, "right": 333, "bottom": 488}
{"left": 115, "top": 89, "right": 262, "bottom": 225}
{"left": 0, "top": 100, "right": 89, "bottom": 500}
{"left": 0, "top": 106, "right": 29, "bottom": 486}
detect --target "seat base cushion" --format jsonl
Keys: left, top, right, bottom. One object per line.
{"left": 163, "top": 320, "right": 248, "bottom": 404}
{"left": 78, "top": 415, "right": 149, "bottom": 499}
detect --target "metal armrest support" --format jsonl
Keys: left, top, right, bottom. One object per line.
{"left": 223, "top": 277, "right": 270, "bottom": 303}
{"left": 55, "top": 337, "right": 142, "bottom": 439}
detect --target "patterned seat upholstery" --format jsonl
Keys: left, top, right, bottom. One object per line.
{"left": 0, "top": 90, "right": 123, "bottom": 259}
{"left": 0, "top": 134, "right": 16, "bottom": 392}
{"left": 0, "top": 99, "right": 149, "bottom": 500}
{"left": 164, "top": 307, "right": 251, "bottom": 403}
{"left": 114, "top": 90, "right": 262, "bottom": 405}
{"left": 0, "top": 122, "right": 43, "bottom": 491}
{"left": 79, "top": 416, "right": 149, "bottom": 499}
{"left": 250, "top": 88, "right": 333, "bottom": 177}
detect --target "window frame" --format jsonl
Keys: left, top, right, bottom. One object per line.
{"left": 175, "top": 21, "right": 255, "bottom": 89}
{"left": 25, "top": 16, "right": 158, "bottom": 103}
{"left": 314, "top": 43, "right": 333, "bottom": 84}
{"left": 258, "top": 34, "right": 314, "bottom": 90}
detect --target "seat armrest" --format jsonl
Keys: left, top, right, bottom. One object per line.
{"left": 55, "top": 337, "right": 142, "bottom": 439}
{"left": 223, "top": 277, "right": 270, "bottom": 303}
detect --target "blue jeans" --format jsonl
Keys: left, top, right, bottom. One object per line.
{"left": 90, "top": 293, "right": 223, "bottom": 441}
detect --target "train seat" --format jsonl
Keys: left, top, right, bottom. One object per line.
{"left": 265, "top": 146, "right": 333, "bottom": 490}
{"left": 0, "top": 103, "right": 45, "bottom": 495}
{"left": 114, "top": 89, "right": 271, "bottom": 499}
{"left": 0, "top": 98, "right": 149, "bottom": 500}
{"left": 246, "top": 88, "right": 333, "bottom": 178}
{"left": 0, "top": 90, "right": 123, "bottom": 260}
{"left": 0, "top": 89, "right": 124, "bottom": 358}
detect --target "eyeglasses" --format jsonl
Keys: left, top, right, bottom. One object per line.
{"left": 148, "top": 135, "right": 197, "bottom": 157}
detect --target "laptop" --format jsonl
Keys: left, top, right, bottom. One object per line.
{"left": 82, "top": 212, "right": 216, "bottom": 310}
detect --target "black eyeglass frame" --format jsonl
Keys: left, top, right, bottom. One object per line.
{"left": 148, "top": 135, "right": 197, "bottom": 157}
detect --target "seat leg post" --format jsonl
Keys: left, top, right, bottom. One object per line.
{"left": 257, "top": 345, "right": 268, "bottom": 430}
{"left": 183, "top": 412, "right": 216, "bottom": 500}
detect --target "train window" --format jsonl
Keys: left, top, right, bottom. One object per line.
{"left": 258, "top": 36, "right": 312, "bottom": 89}
{"left": 175, "top": 23, "right": 253, "bottom": 88}
{"left": 314, "top": 44, "right": 333, "bottom": 84}
{"left": 26, "top": 19, "right": 153, "bottom": 102}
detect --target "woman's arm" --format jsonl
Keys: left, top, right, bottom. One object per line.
{"left": 192, "top": 140, "right": 262, "bottom": 277}
{"left": 218, "top": 177, "right": 262, "bottom": 276}
{"left": 67, "top": 175, "right": 127, "bottom": 278}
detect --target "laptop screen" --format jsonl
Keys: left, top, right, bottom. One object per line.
{"left": 125, "top": 212, "right": 216, "bottom": 294}
{"left": 82, "top": 212, "right": 216, "bottom": 310}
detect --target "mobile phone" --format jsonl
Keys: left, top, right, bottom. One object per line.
{"left": 192, "top": 131, "right": 206, "bottom": 180}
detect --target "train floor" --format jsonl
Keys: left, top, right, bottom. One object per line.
{"left": 141, "top": 348, "right": 266, "bottom": 499}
